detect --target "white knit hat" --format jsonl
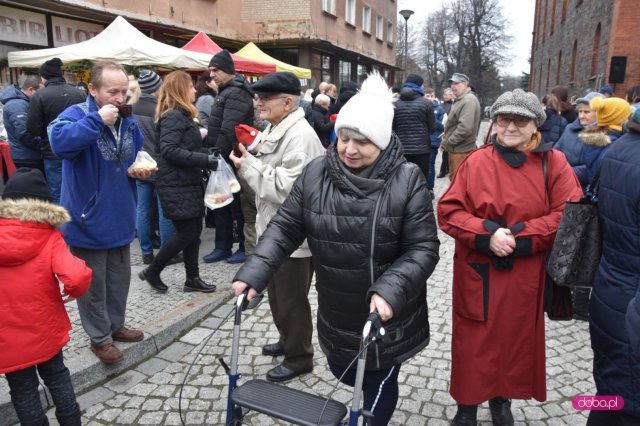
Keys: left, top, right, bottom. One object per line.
{"left": 335, "top": 72, "right": 394, "bottom": 150}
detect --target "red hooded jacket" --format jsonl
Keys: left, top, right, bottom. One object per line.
{"left": 0, "top": 199, "right": 92, "bottom": 374}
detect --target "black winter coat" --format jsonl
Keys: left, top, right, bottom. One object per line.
{"left": 132, "top": 94, "right": 160, "bottom": 182}
{"left": 392, "top": 88, "right": 436, "bottom": 155}
{"left": 206, "top": 76, "right": 254, "bottom": 158}
{"left": 156, "top": 109, "right": 210, "bottom": 220}
{"left": 311, "top": 103, "right": 334, "bottom": 148}
{"left": 234, "top": 135, "right": 440, "bottom": 370}
{"left": 538, "top": 108, "right": 567, "bottom": 145}
{"left": 27, "top": 77, "right": 85, "bottom": 159}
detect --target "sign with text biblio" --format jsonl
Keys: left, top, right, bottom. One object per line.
{"left": 52, "top": 16, "right": 103, "bottom": 47}
{"left": 0, "top": 5, "right": 47, "bottom": 46}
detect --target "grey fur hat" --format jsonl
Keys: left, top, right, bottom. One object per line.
{"left": 490, "top": 89, "right": 547, "bottom": 127}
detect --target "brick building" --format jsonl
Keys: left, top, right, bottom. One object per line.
{"left": 0, "top": 0, "right": 398, "bottom": 88}
{"left": 530, "top": 0, "right": 640, "bottom": 99}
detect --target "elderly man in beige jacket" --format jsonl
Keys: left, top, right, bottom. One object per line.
{"left": 230, "top": 72, "right": 324, "bottom": 383}
{"left": 442, "top": 73, "right": 482, "bottom": 180}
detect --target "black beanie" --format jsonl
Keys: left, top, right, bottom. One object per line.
{"left": 3, "top": 168, "right": 52, "bottom": 202}
{"left": 209, "top": 50, "right": 235, "bottom": 75}
{"left": 405, "top": 74, "right": 424, "bottom": 87}
{"left": 40, "top": 57, "right": 64, "bottom": 80}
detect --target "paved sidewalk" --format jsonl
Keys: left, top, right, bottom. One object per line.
{"left": 64, "top": 151, "right": 594, "bottom": 425}
{"left": 1, "top": 227, "right": 241, "bottom": 425}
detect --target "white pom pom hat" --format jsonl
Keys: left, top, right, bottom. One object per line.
{"left": 334, "top": 71, "right": 395, "bottom": 150}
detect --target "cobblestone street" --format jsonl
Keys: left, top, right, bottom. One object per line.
{"left": 60, "top": 151, "right": 594, "bottom": 426}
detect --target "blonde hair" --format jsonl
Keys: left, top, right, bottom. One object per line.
{"left": 127, "top": 79, "right": 141, "bottom": 105}
{"left": 155, "top": 71, "right": 198, "bottom": 122}
{"left": 542, "top": 94, "right": 561, "bottom": 114}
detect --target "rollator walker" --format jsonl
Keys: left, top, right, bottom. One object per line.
{"left": 221, "top": 292, "right": 385, "bottom": 426}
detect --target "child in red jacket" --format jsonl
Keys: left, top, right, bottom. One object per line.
{"left": 0, "top": 168, "right": 92, "bottom": 426}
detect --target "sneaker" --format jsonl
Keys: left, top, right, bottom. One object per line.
{"left": 202, "top": 248, "right": 232, "bottom": 263}
{"left": 91, "top": 343, "right": 124, "bottom": 364}
{"left": 142, "top": 253, "right": 154, "bottom": 265}
{"left": 226, "top": 250, "right": 247, "bottom": 264}
{"left": 112, "top": 327, "right": 144, "bottom": 342}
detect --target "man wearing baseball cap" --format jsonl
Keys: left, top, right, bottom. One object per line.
{"left": 442, "top": 73, "right": 481, "bottom": 180}
{"left": 229, "top": 72, "right": 324, "bottom": 383}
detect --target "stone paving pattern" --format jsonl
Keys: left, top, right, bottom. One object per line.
{"left": 41, "top": 151, "right": 595, "bottom": 426}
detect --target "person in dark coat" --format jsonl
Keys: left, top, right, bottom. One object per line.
{"left": 232, "top": 72, "right": 440, "bottom": 425}
{"left": 538, "top": 94, "right": 566, "bottom": 145}
{"left": 425, "top": 88, "right": 446, "bottom": 198}
{"left": 392, "top": 74, "right": 436, "bottom": 180}
{"left": 138, "top": 71, "right": 218, "bottom": 294}
{"left": 203, "top": 50, "right": 254, "bottom": 264}
{"left": 132, "top": 70, "right": 175, "bottom": 265}
{"left": 438, "top": 88, "right": 454, "bottom": 178}
{"left": 589, "top": 107, "right": 640, "bottom": 426}
{"left": 551, "top": 85, "right": 577, "bottom": 124}
{"left": 0, "top": 74, "right": 43, "bottom": 171}
{"left": 27, "top": 58, "right": 85, "bottom": 203}
{"left": 311, "top": 93, "right": 334, "bottom": 147}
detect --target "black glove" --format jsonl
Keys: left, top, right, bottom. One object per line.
{"left": 207, "top": 154, "right": 218, "bottom": 171}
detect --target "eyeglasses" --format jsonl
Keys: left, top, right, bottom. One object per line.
{"left": 496, "top": 115, "right": 532, "bottom": 128}
{"left": 256, "top": 94, "right": 289, "bottom": 102}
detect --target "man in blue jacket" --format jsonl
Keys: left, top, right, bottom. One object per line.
{"left": 1, "top": 74, "right": 43, "bottom": 171}
{"left": 48, "top": 61, "right": 147, "bottom": 365}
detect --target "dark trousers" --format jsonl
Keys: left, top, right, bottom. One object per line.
{"left": 439, "top": 150, "right": 449, "bottom": 176}
{"left": 213, "top": 192, "right": 244, "bottom": 252}
{"left": 5, "top": 351, "right": 81, "bottom": 426}
{"left": 267, "top": 257, "right": 314, "bottom": 372}
{"left": 587, "top": 409, "right": 640, "bottom": 426}
{"left": 404, "top": 153, "right": 430, "bottom": 181}
{"left": 328, "top": 360, "right": 401, "bottom": 426}
{"left": 150, "top": 216, "right": 202, "bottom": 279}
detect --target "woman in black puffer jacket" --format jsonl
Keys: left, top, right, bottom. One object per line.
{"left": 139, "top": 71, "right": 218, "bottom": 294}
{"left": 233, "top": 72, "right": 440, "bottom": 425}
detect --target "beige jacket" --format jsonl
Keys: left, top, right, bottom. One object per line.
{"left": 238, "top": 107, "right": 324, "bottom": 258}
{"left": 443, "top": 87, "right": 482, "bottom": 153}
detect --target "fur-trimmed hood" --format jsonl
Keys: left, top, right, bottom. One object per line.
{"left": 0, "top": 199, "right": 70, "bottom": 266}
{"left": 579, "top": 129, "right": 613, "bottom": 147}
{"left": 0, "top": 199, "right": 70, "bottom": 226}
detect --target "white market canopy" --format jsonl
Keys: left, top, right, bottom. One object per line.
{"left": 8, "top": 16, "right": 212, "bottom": 70}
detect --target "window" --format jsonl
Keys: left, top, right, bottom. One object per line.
{"left": 542, "top": 0, "right": 548, "bottom": 43}
{"left": 339, "top": 60, "right": 352, "bottom": 85}
{"left": 387, "top": 22, "right": 393, "bottom": 44}
{"left": 311, "top": 51, "right": 334, "bottom": 87}
{"left": 550, "top": 0, "right": 557, "bottom": 33}
{"left": 561, "top": 0, "right": 568, "bottom": 21}
{"left": 357, "top": 64, "right": 368, "bottom": 84}
{"left": 590, "top": 23, "right": 601, "bottom": 76}
{"left": 570, "top": 40, "right": 577, "bottom": 81}
{"left": 362, "top": 6, "right": 372, "bottom": 33}
{"left": 345, "top": 0, "right": 356, "bottom": 25}
{"left": 322, "top": 0, "right": 335, "bottom": 14}
{"left": 556, "top": 51, "right": 562, "bottom": 84}
{"left": 376, "top": 16, "right": 384, "bottom": 40}
{"left": 546, "top": 58, "right": 551, "bottom": 90}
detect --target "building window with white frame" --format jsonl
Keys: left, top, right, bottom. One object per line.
{"left": 362, "top": 5, "right": 371, "bottom": 33}
{"left": 345, "top": 0, "right": 356, "bottom": 25}
{"left": 322, "top": 0, "right": 335, "bottom": 14}
{"left": 387, "top": 21, "right": 393, "bottom": 44}
{"left": 376, "top": 16, "right": 384, "bottom": 40}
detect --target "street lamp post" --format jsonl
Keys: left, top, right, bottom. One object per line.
{"left": 399, "top": 9, "right": 414, "bottom": 85}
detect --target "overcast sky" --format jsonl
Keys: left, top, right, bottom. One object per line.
{"left": 397, "top": 0, "right": 536, "bottom": 76}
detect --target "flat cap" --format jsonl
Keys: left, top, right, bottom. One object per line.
{"left": 490, "top": 88, "right": 547, "bottom": 127}
{"left": 252, "top": 72, "right": 300, "bottom": 95}
{"left": 575, "top": 91, "right": 604, "bottom": 105}
{"left": 448, "top": 73, "right": 469, "bottom": 84}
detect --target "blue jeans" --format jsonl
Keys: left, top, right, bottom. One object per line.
{"left": 427, "top": 149, "right": 438, "bottom": 190}
{"left": 136, "top": 180, "right": 174, "bottom": 255}
{"left": 327, "top": 359, "right": 401, "bottom": 426}
{"left": 5, "top": 351, "right": 81, "bottom": 426}
{"left": 211, "top": 192, "right": 244, "bottom": 252}
{"left": 43, "top": 159, "right": 62, "bottom": 204}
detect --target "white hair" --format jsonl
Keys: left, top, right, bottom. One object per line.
{"left": 315, "top": 93, "right": 330, "bottom": 107}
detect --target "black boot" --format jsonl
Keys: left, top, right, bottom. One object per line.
{"left": 489, "top": 397, "right": 514, "bottom": 426}
{"left": 452, "top": 404, "right": 477, "bottom": 426}
{"left": 184, "top": 277, "right": 217, "bottom": 293}
{"left": 139, "top": 268, "right": 168, "bottom": 293}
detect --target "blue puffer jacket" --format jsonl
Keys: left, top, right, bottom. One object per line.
{"left": 578, "top": 129, "right": 621, "bottom": 189}
{"left": 590, "top": 128, "right": 640, "bottom": 417}
{"left": 555, "top": 119, "right": 589, "bottom": 188}
{"left": 430, "top": 100, "right": 446, "bottom": 149}
{"left": 0, "top": 84, "right": 41, "bottom": 163}
{"left": 538, "top": 108, "right": 567, "bottom": 145}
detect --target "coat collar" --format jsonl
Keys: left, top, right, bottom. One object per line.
{"left": 259, "top": 108, "right": 306, "bottom": 155}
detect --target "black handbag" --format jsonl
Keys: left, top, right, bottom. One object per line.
{"left": 546, "top": 167, "right": 602, "bottom": 288}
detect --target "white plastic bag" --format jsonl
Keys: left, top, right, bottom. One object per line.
{"left": 204, "top": 155, "right": 240, "bottom": 209}
{"left": 127, "top": 151, "right": 157, "bottom": 174}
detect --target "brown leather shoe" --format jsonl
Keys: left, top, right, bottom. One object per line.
{"left": 91, "top": 343, "right": 124, "bottom": 364}
{"left": 112, "top": 327, "right": 144, "bottom": 342}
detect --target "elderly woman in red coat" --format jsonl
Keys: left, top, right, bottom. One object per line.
{"left": 438, "top": 89, "right": 584, "bottom": 426}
